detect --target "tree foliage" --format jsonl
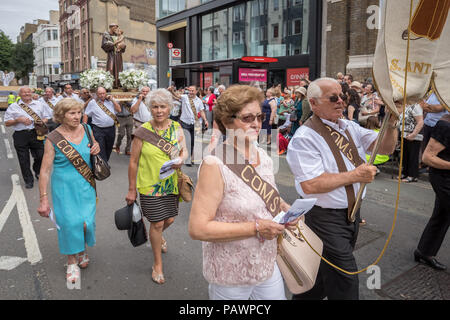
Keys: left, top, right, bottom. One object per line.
{"left": 0, "top": 30, "right": 14, "bottom": 72}
{"left": 11, "top": 40, "right": 35, "bottom": 82}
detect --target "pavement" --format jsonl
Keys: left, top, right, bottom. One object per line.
{"left": 0, "top": 117, "right": 448, "bottom": 300}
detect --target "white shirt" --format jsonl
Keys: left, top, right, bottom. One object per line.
{"left": 180, "top": 94, "right": 204, "bottom": 125}
{"left": 85, "top": 99, "right": 117, "bottom": 128}
{"left": 4, "top": 100, "right": 52, "bottom": 131}
{"left": 63, "top": 93, "right": 83, "bottom": 104}
{"left": 286, "top": 118, "right": 378, "bottom": 209}
{"left": 38, "top": 96, "right": 63, "bottom": 116}
{"left": 131, "top": 97, "right": 152, "bottom": 123}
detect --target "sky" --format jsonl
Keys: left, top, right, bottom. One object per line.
{"left": 0, "top": 0, "right": 59, "bottom": 43}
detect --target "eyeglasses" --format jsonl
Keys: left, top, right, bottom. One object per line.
{"left": 326, "top": 94, "right": 347, "bottom": 103}
{"left": 232, "top": 113, "right": 266, "bottom": 123}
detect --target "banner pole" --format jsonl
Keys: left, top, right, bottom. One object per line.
{"left": 349, "top": 110, "right": 391, "bottom": 222}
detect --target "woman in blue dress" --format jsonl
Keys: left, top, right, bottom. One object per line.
{"left": 261, "top": 88, "right": 277, "bottom": 145}
{"left": 38, "top": 98, "right": 100, "bottom": 284}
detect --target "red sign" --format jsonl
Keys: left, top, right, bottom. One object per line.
{"left": 167, "top": 43, "right": 173, "bottom": 49}
{"left": 200, "top": 72, "right": 213, "bottom": 88}
{"left": 239, "top": 68, "right": 267, "bottom": 83}
{"left": 286, "top": 68, "right": 310, "bottom": 87}
{"left": 172, "top": 49, "right": 181, "bottom": 57}
{"left": 241, "top": 56, "right": 278, "bottom": 63}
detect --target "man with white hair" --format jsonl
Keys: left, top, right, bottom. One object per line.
{"left": 286, "top": 78, "right": 399, "bottom": 300}
{"left": 4, "top": 86, "right": 52, "bottom": 188}
{"left": 39, "top": 87, "right": 62, "bottom": 131}
{"left": 131, "top": 86, "right": 152, "bottom": 129}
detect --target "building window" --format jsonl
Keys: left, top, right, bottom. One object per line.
{"left": 293, "top": 18, "right": 302, "bottom": 35}
{"left": 47, "top": 30, "right": 52, "bottom": 41}
{"left": 53, "top": 30, "right": 58, "bottom": 40}
{"left": 274, "top": 0, "right": 279, "bottom": 11}
{"left": 272, "top": 24, "right": 279, "bottom": 39}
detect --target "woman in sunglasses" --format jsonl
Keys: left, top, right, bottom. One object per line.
{"left": 189, "top": 85, "right": 299, "bottom": 300}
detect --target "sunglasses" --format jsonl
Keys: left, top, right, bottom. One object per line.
{"left": 326, "top": 94, "right": 347, "bottom": 103}
{"left": 232, "top": 113, "right": 266, "bottom": 123}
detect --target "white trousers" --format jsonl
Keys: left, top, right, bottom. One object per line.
{"left": 208, "top": 264, "right": 287, "bottom": 300}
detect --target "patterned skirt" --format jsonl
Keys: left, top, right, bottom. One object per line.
{"left": 139, "top": 193, "right": 179, "bottom": 223}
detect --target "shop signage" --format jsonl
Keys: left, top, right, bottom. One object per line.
{"left": 170, "top": 48, "right": 182, "bottom": 66}
{"left": 242, "top": 56, "right": 278, "bottom": 63}
{"left": 239, "top": 68, "right": 267, "bottom": 82}
{"left": 200, "top": 72, "right": 213, "bottom": 88}
{"left": 286, "top": 68, "right": 310, "bottom": 87}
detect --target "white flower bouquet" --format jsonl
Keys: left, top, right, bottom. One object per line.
{"left": 119, "top": 69, "right": 149, "bottom": 90}
{"left": 80, "top": 69, "right": 114, "bottom": 90}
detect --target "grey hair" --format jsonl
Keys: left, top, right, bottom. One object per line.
{"left": 146, "top": 88, "right": 173, "bottom": 111}
{"left": 307, "top": 77, "right": 340, "bottom": 100}
{"left": 218, "top": 85, "right": 226, "bottom": 91}
{"left": 45, "top": 87, "right": 55, "bottom": 93}
{"left": 18, "top": 86, "right": 31, "bottom": 95}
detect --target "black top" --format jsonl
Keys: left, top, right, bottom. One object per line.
{"left": 344, "top": 103, "right": 360, "bottom": 123}
{"left": 430, "top": 119, "right": 450, "bottom": 175}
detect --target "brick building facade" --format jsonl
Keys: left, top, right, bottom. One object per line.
{"left": 323, "top": 0, "right": 380, "bottom": 82}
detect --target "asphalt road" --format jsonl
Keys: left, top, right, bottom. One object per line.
{"left": 0, "top": 116, "right": 447, "bottom": 300}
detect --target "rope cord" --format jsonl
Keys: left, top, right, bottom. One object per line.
{"left": 297, "top": 0, "right": 414, "bottom": 275}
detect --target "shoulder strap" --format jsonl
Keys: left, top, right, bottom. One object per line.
{"left": 19, "top": 102, "right": 43, "bottom": 123}
{"left": 303, "top": 116, "right": 359, "bottom": 217}
{"left": 212, "top": 145, "right": 281, "bottom": 216}
{"left": 96, "top": 100, "right": 120, "bottom": 127}
{"left": 188, "top": 97, "right": 199, "bottom": 120}
{"left": 47, "top": 130, "right": 96, "bottom": 191}
{"left": 133, "top": 125, "right": 179, "bottom": 159}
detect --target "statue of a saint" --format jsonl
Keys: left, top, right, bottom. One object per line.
{"left": 102, "top": 23, "right": 126, "bottom": 89}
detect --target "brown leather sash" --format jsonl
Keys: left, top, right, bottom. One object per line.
{"left": 19, "top": 103, "right": 48, "bottom": 140}
{"left": 45, "top": 99, "right": 55, "bottom": 110}
{"left": 213, "top": 145, "right": 281, "bottom": 216}
{"left": 303, "top": 115, "right": 365, "bottom": 221}
{"left": 97, "top": 100, "right": 120, "bottom": 127}
{"left": 133, "top": 125, "right": 179, "bottom": 159}
{"left": 188, "top": 97, "right": 199, "bottom": 120}
{"left": 47, "top": 130, "right": 96, "bottom": 191}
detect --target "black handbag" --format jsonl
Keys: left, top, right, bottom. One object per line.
{"left": 82, "top": 124, "right": 111, "bottom": 180}
{"left": 127, "top": 202, "right": 148, "bottom": 247}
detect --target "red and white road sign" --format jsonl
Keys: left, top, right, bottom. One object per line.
{"left": 167, "top": 42, "right": 173, "bottom": 49}
{"left": 172, "top": 49, "right": 181, "bottom": 58}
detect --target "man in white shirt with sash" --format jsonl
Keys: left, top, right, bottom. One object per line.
{"left": 84, "top": 87, "right": 121, "bottom": 162}
{"left": 4, "top": 86, "right": 52, "bottom": 189}
{"left": 130, "top": 86, "right": 152, "bottom": 129}
{"left": 179, "top": 85, "right": 208, "bottom": 166}
{"left": 39, "top": 87, "right": 62, "bottom": 132}
{"left": 286, "top": 78, "right": 399, "bottom": 300}
{"left": 62, "top": 84, "right": 83, "bottom": 103}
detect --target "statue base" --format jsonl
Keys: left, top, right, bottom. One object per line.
{"left": 110, "top": 88, "right": 138, "bottom": 102}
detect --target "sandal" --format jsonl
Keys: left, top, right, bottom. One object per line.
{"left": 152, "top": 266, "right": 165, "bottom": 285}
{"left": 78, "top": 252, "right": 89, "bottom": 269}
{"left": 66, "top": 264, "right": 80, "bottom": 284}
{"left": 402, "top": 176, "right": 418, "bottom": 183}
{"left": 359, "top": 219, "right": 367, "bottom": 226}
{"left": 161, "top": 237, "right": 168, "bottom": 253}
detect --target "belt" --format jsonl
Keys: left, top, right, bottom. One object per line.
{"left": 16, "top": 129, "right": 35, "bottom": 133}
{"left": 117, "top": 114, "right": 132, "bottom": 118}
{"left": 91, "top": 124, "right": 114, "bottom": 129}
{"left": 313, "top": 205, "right": 348, "bottom": 213}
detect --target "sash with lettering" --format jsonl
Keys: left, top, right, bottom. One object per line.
{"left": 46, "top": 130, "right": 96, "bottom": 191}
{"left": 96, "top": 99, "right": 120, "bottom": 127}
{"left": 45, "top": 99, "right": 55, "bottom": 110}
{"left": 188, "top": 97, "right": 199, "bottom": 120}
{"left": 304, "top": 115, "right": 365, "bottom": 222}
{"left": 213, "top": 144, "right": 281, "bottom": 216}
{"left": 133, "top": 125, "right": 179, "bottom": 159}
{"left": 18, "top": 102, "right": 49, "bottom": 140}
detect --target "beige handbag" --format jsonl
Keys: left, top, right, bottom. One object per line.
{"left": 177, "top": 169, "right": 194, "bottom": 202}
{"left": 277, "top": 220, "right": 323, "bottom": 294}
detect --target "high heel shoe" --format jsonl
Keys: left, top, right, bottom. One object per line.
{"left": 152, "top": 266, "right": 165, "bottom": 284}
{"left": 414, "top": 249, "right": 447, "bottom": 270}
{"left": 66, "top": 264, "right": 80, "bottom": 284}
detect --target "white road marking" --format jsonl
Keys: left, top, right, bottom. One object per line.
{"left": 0, "top": 175, "right": 43, "bottom": 269}
{"left": 4, "top": 139, "right": 13, "bottom": 158}
{"left": 0, "top": 256, "right": 27, "bottom": 271}
{"left": 1, "top": 125, "right": 5, "bottom": 134}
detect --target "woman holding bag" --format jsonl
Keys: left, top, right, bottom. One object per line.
{"left": 37, "top": 98, "right": 100, "bottom": 284}
{"left": 188, "top": 85, "right": 299, "bottom": 300}
{"left": 126, "top": 88, "right": 188, "bottom": 284}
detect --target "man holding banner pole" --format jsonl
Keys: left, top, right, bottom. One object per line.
{"left": 287, "top": 78, "right": 399, "bottom": 300}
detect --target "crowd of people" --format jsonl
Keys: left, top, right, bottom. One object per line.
{"left": 3, "top": 71, "right": 448, "bottom": 300}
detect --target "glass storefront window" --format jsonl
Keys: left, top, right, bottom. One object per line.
{"left": 200, "top": 0, "right": 310, "bottom": 60}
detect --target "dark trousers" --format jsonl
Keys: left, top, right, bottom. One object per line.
{"left": 180, "top": 120, "right": 195, "bottom": 162}
{"left": 421, "top": 124, "right": 433, "bottom": 154}
{"left": 402, "top": 139, "right": 421, "bottom": 178}
{"left": 293, "top": 206, "right": 360, "bottom": 300}
{"left": 92, "top": 124, "right": 115, "bottom": 162}
{"left": 115, "top": 116, "right": 133, "bottom": 153}
{"left": 417, "top": 171, "right": 450, "bottom": 257}
{"left": 13, "top": 130, "right": 44, "bottom": 184}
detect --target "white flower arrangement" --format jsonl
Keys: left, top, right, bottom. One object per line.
{"left": 119, "top": 69, "right": 150, "bottom": 90}
{"left": 80, "top": 69, "right": 114, "bottom": 90}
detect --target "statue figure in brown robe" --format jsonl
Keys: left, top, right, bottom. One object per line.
{"left": 102, "top": 23, "right": 126, "bottom": 89}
